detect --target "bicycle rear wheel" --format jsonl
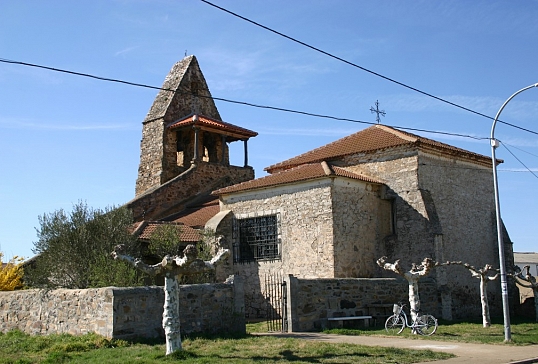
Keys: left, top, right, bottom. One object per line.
{"left": 385, "top": 314, "right": 405, "bottom": 334}
{"left": 417, "top": 314, "right": 437, "bottom": 336}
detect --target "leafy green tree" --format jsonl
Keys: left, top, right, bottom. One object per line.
{"left": 25, "top": 202, "right": 142, "bottom": 289}
{"left": 148, "top": 224, "right": 184, "bottom": 261}
{"left": 147, "top": 225, "right": 218, "bottom": 284}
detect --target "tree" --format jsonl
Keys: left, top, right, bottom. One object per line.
{"left": 441, "top": 262, "right": 499, "bottom": 327}
{"left": 25, "top": 202, "right": 142, "bottom": 289}
{"left": 112, "top": 243, "right": 229, "bottom": 355}
{"left": 0, "top": 252, "right": 24, "bottom": 291}
{"left": 377, "top": 256, "right": 435, "bottom": 321}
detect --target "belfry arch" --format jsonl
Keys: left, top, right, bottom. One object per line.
{"left": 167, "top": 114, "right": 256, "bottom": 174}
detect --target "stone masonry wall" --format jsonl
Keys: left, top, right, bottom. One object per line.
{"left": 340, "top": 147, "right": 509, "bottom": 319}
{"left": 285, "top": 275, "right": 438, "bottom": 332}
{"left": 220, "top": 178, "right": 394, "bottom": 318}
{"left": 129, "top": 162, "right": 254, "bottom": 221}
{"left": 332, "top": 179, "right": 391, "bottom": 278}
{"left": 417, "top": 153, "right": 504, "bottom": 318}
{"left": 0, "top": 277, "right": 245, "bottom": 339}
{"left": 221, "top": 180, "right": 335, "bottom": 318}
{"left": 222, "top": 180, "right": 337, "bottom": 280}
{"left": 136, "top": 118, "right": 166, "bottom": 196}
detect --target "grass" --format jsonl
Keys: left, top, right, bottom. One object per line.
{"left": 321, "top": 317, "right": 538, "bottom": 345}
{"left": 0, "top": 329, "right": 453, "bottom": 364}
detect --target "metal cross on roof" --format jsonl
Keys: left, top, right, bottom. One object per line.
{"left": 370, "top": 100, "right": 386, "bottom": 124}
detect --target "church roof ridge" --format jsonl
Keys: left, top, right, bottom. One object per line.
{"left": 265, "top": 124, "right": 492, "bottom": 173}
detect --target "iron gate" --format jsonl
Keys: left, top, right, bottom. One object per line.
{"left": 263, "top": 273, "right": 288, "bottom": 332}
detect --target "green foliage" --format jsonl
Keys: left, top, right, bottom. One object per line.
{"left": 148, "top": 224, "right": 183, "bottom": 259}
{"left": 25, "top": 202, "right": 143, "bottom": 289}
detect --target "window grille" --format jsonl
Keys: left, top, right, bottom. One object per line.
{"left": 232, "top": 213, "right": 281, "bottom": 263}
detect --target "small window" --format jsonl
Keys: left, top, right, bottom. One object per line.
{"left": 232, "top": 213, "right": 281, "bottom": 263}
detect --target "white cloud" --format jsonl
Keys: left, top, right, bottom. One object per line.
{"left": 0, "top": 117, "right": 138, "bottom": 131}
{"left": 115, "top": 46, "right": 140, "bottom": 57}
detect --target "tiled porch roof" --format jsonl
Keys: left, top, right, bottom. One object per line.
{"left": 167, "top": 196, "right": 220, "bottom": 228}
{"left": 138, "top": 222, "right": 201, "bottom": 242}
{"left": 168, "top": 114, "right": 257, "bottom": 141}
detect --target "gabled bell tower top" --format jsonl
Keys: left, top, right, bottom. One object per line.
{"left": 144, "top": 55, "right": 221, "bottom": 123}
{"left": 135, "top": 56, "right": 257, "bottom": 197}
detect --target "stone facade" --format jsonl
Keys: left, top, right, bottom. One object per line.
{"left": 212, "top": 142, "right": 512, "bottom": 320}
{"left": 214, "top": 177, "right": 390, "bottom": 318}
{"left": 284, "top": 275, "right": 438, "bottom": 332}
{"left": 0, "top": 277, "right": 245, "bottom": 338}
{"left": 341, "top": 148, "right": 511, "bottom": 319}
{"left": 128, "top": 161, "right": 254, "bottom": 221}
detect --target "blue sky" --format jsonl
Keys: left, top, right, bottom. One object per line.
{"left": 1, "top": 0, "right": 537, "bottom": 260}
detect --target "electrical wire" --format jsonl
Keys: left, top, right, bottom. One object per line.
{"left": 200, "top": 0, "right": 538, "bottom": 137}
{"left": 500, "top": 142, "right": 538, "bottom": 179}
{"left": 500, "top": 141, "right": 538, "bottom": 159}
{"left": 0, "top": 57, "right": 487, "bottom": 141}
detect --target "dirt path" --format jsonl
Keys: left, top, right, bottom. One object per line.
{"left": 256, "top": 332, "right": 538, "bottom": 363}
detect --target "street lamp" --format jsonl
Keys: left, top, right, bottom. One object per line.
{"left": 490, "top": 83, "right": 538, "bottom": 342}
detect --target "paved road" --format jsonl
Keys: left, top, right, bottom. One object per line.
{"left": 256, "top": 332, "right": 538, "bottom": 364}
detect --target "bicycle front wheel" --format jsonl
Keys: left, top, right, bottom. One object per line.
{"left": 417, "top": 314, "right": 438, "bottom": 336}
{"left": 385, "top": 314, "right": 405, "bottom": 334}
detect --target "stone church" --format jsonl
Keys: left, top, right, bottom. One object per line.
{"left": 130, "top": 55, "right": 515, "bottom": 321}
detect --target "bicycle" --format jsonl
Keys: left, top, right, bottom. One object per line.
{"left": 385, "top": 302, "right": 438, "bottom": 336}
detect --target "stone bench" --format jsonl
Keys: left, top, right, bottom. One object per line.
{"left": 327, "top": 315, "right": 373, "bottom": 328}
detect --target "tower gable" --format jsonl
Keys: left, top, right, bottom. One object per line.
{"left": 136, "top": 56, "right": 221, "bottom": 196}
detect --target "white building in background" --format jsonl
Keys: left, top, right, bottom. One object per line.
{"left": 514, "top": 252, "right": 538, "bottom": 302}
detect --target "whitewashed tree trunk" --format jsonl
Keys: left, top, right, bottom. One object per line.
{"left": 377, "top": 257, "right": 435, "bottom": 322}
{"left": 163, "top": 274, "right": 182, "bottom": 354}
{"left": 479, "top": 275, "right": 491, "bottom": 327}
{"left": 442, "top": 262, "right": 498, "bottom": 328}
{"left": 404, "top": 272, "right": 421, "bottom": 320}
{"left": 111, "top": 244, "right": 230, "bottom": 355}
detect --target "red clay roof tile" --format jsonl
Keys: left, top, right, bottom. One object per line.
{"left": 213, "top": 161, "right": 382, "bottom": 195}
{"left": 168, "top": 197, "right": 220, "bottom": 228}
{"left": 138, "top": 222, "right": 200, "bottom": 242}
{"left": 168, "top": 114, "right": 257, "bottom": 140}
{"left": 265, "top": 124, "right": 492, "bottom": 173}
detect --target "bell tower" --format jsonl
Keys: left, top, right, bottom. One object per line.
{"left": 133, "top": 56, "right": 257, "bottom": 222}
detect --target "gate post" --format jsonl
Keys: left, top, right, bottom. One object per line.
{"left": 284, "top": 274, "right": 299, "bottom": 332}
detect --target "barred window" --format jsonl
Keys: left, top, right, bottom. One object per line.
{"left": 232, "top": 213, "right": 281, "bottom": 263}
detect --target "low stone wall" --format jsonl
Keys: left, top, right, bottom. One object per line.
{"left": 0, "top": 276, "right": 245, "bottom": 339}
{"left": 285, "top": 275, "right": 438, "bottom": 332}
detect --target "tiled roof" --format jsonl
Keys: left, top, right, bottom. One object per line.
{"left": 168, "top": 114, "right": 258, "bottom": 141}
{"left": 166, "top": 196, "right": 220, "bottom": 228}
{"left": 213, "top": 161, "right": 382, "bottom": 195}
{"left": 138, "top": 222, "right": 201, "bottom": 242}
{"left": 265, "top": 124, "right": 492, "bottom": 173}
{"left": 137, "top": 196, "right": 220, "bottom": 243}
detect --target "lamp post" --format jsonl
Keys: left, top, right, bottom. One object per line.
{"left": 490, "top": 83, "right": 538, "bottom": 342}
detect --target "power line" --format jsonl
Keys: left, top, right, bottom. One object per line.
{"left": 0, "top": 58, "right": 487, "bottom": 141}
{"left": 501, "top": 141, "right": 538, "bottom": 159}
{"left": 500, "top": 141, "right": 538, "bottom": 179}
{"left": 200, "top": 0, "right": 538, "bottom": 137}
